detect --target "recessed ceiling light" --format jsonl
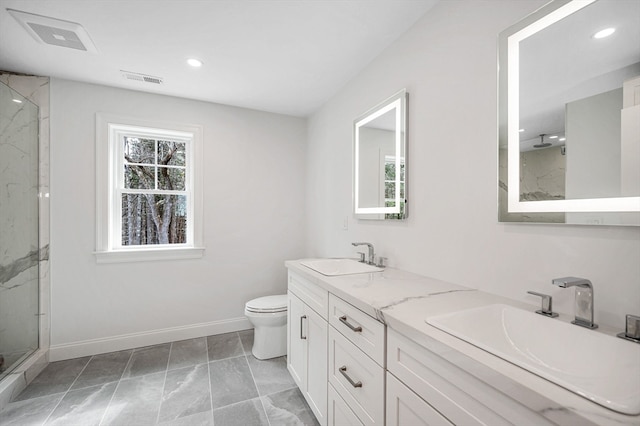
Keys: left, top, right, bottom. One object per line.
{"left": 187, "top": 58, "right": 203, "bottom": 67}
{"left": 593, "top": 28, "right": 615, "bottom": 39}
{"left": 549, "top": 135, "right": 558, "bottom": 139}
{"left": 519, "top": 128, "right": 525, "bottom": 132}
{"left": 559, "top": 137, "right": 566, "bottom": 142}
{"left": 12, "top": 98, "right": 23, "bottom": 103}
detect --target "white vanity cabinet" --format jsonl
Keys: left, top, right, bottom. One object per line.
{"left": 387, "top": 328, "right": 556, "bottom": 426}
{"left": 287, "top": 272, "right": 329, "bottom": 426}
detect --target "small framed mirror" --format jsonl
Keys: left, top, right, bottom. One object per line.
{"left": 498, "top": 0, "right": 640, "bottom": 225}
{"left": 354, "top": 89, "right": 408, "bottom": 220}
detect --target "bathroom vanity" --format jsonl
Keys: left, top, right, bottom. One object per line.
{"left": 285, "top": 259, "right": 640, "bottom": 426}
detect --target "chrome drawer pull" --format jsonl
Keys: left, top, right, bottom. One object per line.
{"left": 339, "top": 366, "right": 362, "bottom": 388}
{"left": 300, "top": 315, "right": 307, "bottom": 340}
{"left": 339, "top": 315, "right": 362, "bottom": 332}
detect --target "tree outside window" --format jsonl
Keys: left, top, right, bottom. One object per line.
{"left": 121, "top": 137, "right": 188, "bottom": 246}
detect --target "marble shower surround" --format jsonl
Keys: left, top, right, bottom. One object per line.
{"left": 498, "top": 147, "right": 566, "bottom": 223}
{"left": 0, "top": 73, "right": 51, "bottom": 411}
{"left": 0, "top": 331, "right": 319, "bottom": 426}
{"left": 519, "top": 146, "right": 566, "bottom": 202}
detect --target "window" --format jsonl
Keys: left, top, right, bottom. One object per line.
{"left": 384, "top": 155, "right": 405, "bottom": 220}
{"left": 95, "top": 114, "right": 204, "bottom": 263}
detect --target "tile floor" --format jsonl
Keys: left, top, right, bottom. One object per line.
{"left": 0, "top": 330, "right": 319, "bottom": 426}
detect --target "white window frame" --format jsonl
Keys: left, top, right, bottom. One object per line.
{"left": 95, "top": 113, "right": 204, "bottom": 263}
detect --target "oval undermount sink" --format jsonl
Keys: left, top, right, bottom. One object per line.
{"left": 300, "top": 258, "right": 384, "bottom": 276}
{"left": 427, "top": 304, "right": 640, "bottom": 415}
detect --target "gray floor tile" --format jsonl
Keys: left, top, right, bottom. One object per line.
{"left": 207, "top": 332, "right": 244, "bottom": 361}
{"left": 262, "top": 387, "right": 320, "bottom": 426}
{"left": 0, "top": 393, "right": 63, "bottom": 426}
{"left": 157, "top": 410, "right": 213, "bottom": 426}
{"left": 212, "top": 398, "right": 268, "bottom": 426}
{"left": 238, "top": 329, "right": 254, "bottom": 355}
{"left": 158, "top": 363, "right": 212, "bottom": 423}
{"left": 13, "top": 357, "right": 91, "bottom": 402}
{"left": 168, "top": 338, "right": 207, "bottom": 371}
{"left": 209, "top": 356, "right": 258, "bottom": 409}
{"left": 0, "top": 332, "right": 318, "bottom": 426}
{"left": 122, "top": 343, "right": 171, "bottom": 379}
{"left": 44, "top": 382, "right": 117, "bottom": 426}
{"left": 71, "top": 350, "right": 132, "bottom": 390}
{"left": 100, "top": 371, "right": 165, "bottom": 426}
{"left": 247, "top": 355, "right": 296, "bottom": 396}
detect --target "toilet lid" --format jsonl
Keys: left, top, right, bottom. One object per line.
{"left": 245, "top": 294, "right": 288, "bottom": 313}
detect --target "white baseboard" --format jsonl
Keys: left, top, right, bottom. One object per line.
{"left": 49, "top": 317, "right": 252, "bottom": 361}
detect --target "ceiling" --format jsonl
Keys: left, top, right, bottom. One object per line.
{"left": 518, "top": 0, "right": 640, "bottom": 151}
{"left": 0, "top": 0, "right": 437, "bottom": 117}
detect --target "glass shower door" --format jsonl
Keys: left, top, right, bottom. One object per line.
{"left": 0, "top": 81, "right": 40, "bottom": 381}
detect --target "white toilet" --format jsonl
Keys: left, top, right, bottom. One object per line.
{"left": 244, "top": 294, "right": 288, "bottom": 360}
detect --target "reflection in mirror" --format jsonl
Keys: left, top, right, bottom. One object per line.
{"left": 498, "top": 0, "right": 640, "bottom": 225}
{"left": 354, "top": 90, "right": 407, "bottom": 220}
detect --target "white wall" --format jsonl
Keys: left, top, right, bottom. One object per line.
{"left": 566, "top": 88, "right": 622, "bottom": 199}
{"left": 49, "top": 79, "right": 307, "bottom": 359}
{"left": 306, "top": 0, "right": 640, "bottom": 328}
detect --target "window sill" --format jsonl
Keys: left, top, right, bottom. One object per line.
{"left": 94, "top": 247, "right": 205, "bottom": 264}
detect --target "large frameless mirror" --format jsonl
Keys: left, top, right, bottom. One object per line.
{"left": 498, "top": 0, "right": 640, "bottom": 225}
{"left": 354, "top": 90, "right": 407, "bottom": 220}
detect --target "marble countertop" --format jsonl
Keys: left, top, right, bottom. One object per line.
{"left": 285, "top": 259, "right": 640, "bottom": 426}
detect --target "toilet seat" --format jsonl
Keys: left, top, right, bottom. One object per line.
{"left": 245, "top": 294, "right": 287, "bottom": 313}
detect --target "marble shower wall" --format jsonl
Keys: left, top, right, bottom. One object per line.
{"left": 498, "top": 147, "right": 566, "bottom": 223}
{"left": 0, "top": 73, "right": 50, "bottom": 386}
{"left": 519, "top": 146, "right": 566, "bottom": 202}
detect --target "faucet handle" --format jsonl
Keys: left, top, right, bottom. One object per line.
{"left": 356, "top": 252, "right": 366, "bottom": 263}
{"left": 527, "top": 291, "right": 559, "bottom": 318}
{"left": 617, "top": 314, "right": 640, "bottom": 343}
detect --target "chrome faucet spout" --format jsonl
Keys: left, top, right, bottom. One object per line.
{"left": 552, "top": 276, "right": 592, "bottom": 288}
{"left": 552, "top": 276, "right": 598, "bottom": 329}
{"left": 351, "top": 242, "right": 375, "bottom": 265}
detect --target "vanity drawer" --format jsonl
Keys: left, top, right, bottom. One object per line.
{"left": 288, "top": 271, "right": 329, "bottom": 320}
{"left": 328, "top": 383, "right": 364, "bottom": 426}
{"left": 329, "top": 326, "right": 384, "bottom": 426}
{"left": 387, "top": 371, "right": 453, "bottom": 426}
{"left": 387, "top": 329, "right": 554, "bottom": 426}
{"left": 329, "top": 294, "right": 385, "bottom": 366}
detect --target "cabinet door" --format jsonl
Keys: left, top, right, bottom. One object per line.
{"left": 287, "top": 291, "right": 306, "bottom": 388}
{"left": 305, "top": 305, "right": 328, "bottom": 426}
{"left": 387, "top": 372, "right": 453, "bottom": 426}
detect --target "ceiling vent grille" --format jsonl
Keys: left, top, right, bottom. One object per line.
{"left": 8, "top": 9, "right": 98, "bottom": 53}
{"left": 121, "top": 71, "right": 164, "bottom": 85}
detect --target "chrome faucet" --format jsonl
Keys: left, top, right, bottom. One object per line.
{"left": 352, "top": 242, "right": 374, "bottom": 265}
{"left": 552, "top": 277, "right": 598, "bottom": 329}
{"left": 527, "top": 291, "right": 558, "bottom": 317}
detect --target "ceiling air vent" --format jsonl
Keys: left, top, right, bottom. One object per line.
{"left": 8, "top": 9, "right": 98, "bottom": 53}
{"left": 121, "top": 71, "right": 164, "bottom": 85}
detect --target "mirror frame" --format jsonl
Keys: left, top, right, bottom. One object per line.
{"left": 498, "top": 0, "right": 640, "bottom": 217}
{"left": 354, "top": 89, "right": 408, "bottom": 218}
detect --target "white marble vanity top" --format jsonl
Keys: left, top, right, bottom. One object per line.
{"left": 285, "top": 259, "right": 640, "bottom": 426}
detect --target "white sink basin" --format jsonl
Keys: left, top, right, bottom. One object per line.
{"left": 300, "top": 258, "right": 384, "bottom": 276}
{"left": 427, "top": 304, "right": 640, "bottom": 415}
